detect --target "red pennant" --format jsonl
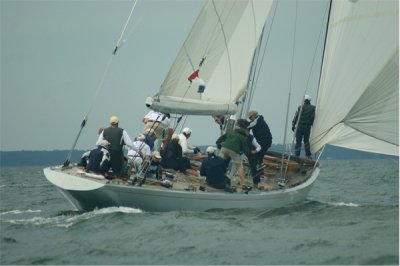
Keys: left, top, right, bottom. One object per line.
{"left": 187, "top": 69, "right": 199, "bottom": 83}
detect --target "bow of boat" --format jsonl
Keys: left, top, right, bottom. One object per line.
{"left": 43, "top": 166, "right": 107, "bottom": 191}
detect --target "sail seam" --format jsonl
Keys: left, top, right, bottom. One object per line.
{"left": 211, "top": 0, "right": 233, "bottom": 113}
{"left": 329, "top": 10, "right": 399, "bottom": 30}
{"left": 311, "top": 120, "right": 399, "bottom": 151}
{"left": 345, "top": 121, "right": 399, "bottom": 147}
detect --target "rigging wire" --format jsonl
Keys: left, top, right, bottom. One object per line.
{"left": 238, "top": 1, "right": 279, "bottom": 120}
{"left": 240, "top": 34, "right": 263, "bottom": 119}
{"left": 289, "top": 0, "right": 331, "bottom": 152}
{"left": 167, "top": 2, "right": 225, "bottom": 119}
{"left": 170, "top": 0, "right": 234, "bottom": 129}
{"left": 280, "top": 0, "right": 332, "bottom": 184}
{"left": 246, "top": 1, "right": 279, "bottom": 112}
{"left": 63, "top": 0, "right": 139, "bottom": 167}
{"left": 279, "top": 0, "right": 298, "bottom": 180}
{"left": 113, "top": 0, "right": 139, "bottom": 55}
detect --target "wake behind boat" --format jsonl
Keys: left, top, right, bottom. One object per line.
{"left": 44, "top": 0, "right": 398, "bottom": 212}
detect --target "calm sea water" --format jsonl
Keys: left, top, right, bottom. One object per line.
{"left": 1, "top": 159, "right": 398, "bottom": 265}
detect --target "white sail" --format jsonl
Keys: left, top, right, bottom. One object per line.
{"left": 147, "top": 0, "right": 274, "bottom": 116}
{"left": 310, "top": 0, "right": 399, "bottom": 156}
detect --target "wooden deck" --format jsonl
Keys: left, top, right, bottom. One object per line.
{"left": 101, "top": 152, "right": 317, "bottom": 194}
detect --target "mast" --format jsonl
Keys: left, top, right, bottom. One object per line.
{"left": 237, "top": 28, "right": 266, "bottom": 120}
{"left": 238, "top": 1, "right": 279, "bottom": 120}
{"left": 307, "top": 0, "right": 332, "bottom": 159}
{"left": 314, "top": 0, "right": 332, "bottom": 118}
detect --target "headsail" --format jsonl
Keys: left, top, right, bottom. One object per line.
{"left": 146, "top": 0, "right": 274, "bottom": 116}
{"left": 311, "top": 0, "right": 399, "bottom": 156}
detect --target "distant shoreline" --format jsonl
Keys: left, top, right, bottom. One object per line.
{"left": 0, "top": 144, "right": 395, "bottom": 167}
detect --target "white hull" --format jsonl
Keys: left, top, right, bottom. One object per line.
{"left": 43, "top": 166, "right": 320, "bottom": 212}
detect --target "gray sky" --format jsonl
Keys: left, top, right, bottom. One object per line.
{"left": 1, "top": 0, "right": 329, "bottom": 151}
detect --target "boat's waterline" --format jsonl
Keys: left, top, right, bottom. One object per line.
{"left": 43, "top": 166, "right": 320, "bottom": 212}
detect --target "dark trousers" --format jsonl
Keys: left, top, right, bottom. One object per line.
{"left": 207, "top": 176, "right": 231, "bottom": 189}
{"left": 247, "top": 153, "right": 258, "bottom": 176}
{"left": 257, "top": 139, "right": 272, "bottom": 164}
{"left": 162, "top": 157, "right": 190, "bottom": 173}
{"left": 295, "top": 125, "right": 311, "bottom": 157}
{"left": 109, "top": 149, "right": 124, "bottom": 175}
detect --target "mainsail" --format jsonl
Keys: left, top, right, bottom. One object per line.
{"left": 147, "top": 0, "right": 273, "bottom": 116}
{"left": 310, "top": 0, "right": 399, "bottom": 156}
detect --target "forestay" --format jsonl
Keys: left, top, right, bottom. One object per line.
{"left": 147, "top": 0, "right": 273, "bottom": 116}
{"left": 310, "top": 0, "right": 399, "bottom": 156}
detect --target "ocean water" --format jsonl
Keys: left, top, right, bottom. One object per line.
{"left": 0, "top": 159, "right": 398, "bottom": 265}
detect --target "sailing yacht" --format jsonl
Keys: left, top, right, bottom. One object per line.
{"left": 44, "top": 0, "right": 398, "bottom": 212}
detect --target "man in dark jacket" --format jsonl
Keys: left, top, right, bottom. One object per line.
{"left": 247, "top": 110, "right": 273, "bottom": 164}
{"left": 161, "top": 134, "right": 191, "bottom": 173}
{"left": 292, "top": 94, "right": 316, "bottom": 158}
{"left": 80, "top": 140, "right": 111, "bottom": 175}
{"left": 200, "top": 146, "right": 230, "bottom": 189}
{"left": 96, "top": 116, "right": 137, "bottom": 176}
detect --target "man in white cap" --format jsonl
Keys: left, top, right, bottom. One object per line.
{"left": 80, "top": 140, "right": 111, "bottom": 176}
{"left": 292, "top": 94, "right": 316, "bottom": 158}
{"left": 200, "top": 146, "right": 231, "bottom": 190}
{"left": 178, "top": 127, "right": 200, "bottom": 157}
{"left": 96, "top": 115, "right": 138, "bottom": 176}
{"left": 127, "top": 134, "right": 151, "bottom": 174}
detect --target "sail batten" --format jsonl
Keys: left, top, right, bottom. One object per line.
{"left": 311, "top": 0, "right": 399, "bottom": 156}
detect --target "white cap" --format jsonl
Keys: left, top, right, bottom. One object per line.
{"left": 109, "top": 116, "right": 119, "bottom": 125}
{"left": 247, "top": 110, "right": 258, "bottom": 118}
{"left": 145, "top": 97, "right": 153, "bottom": 107}
{"left": 304, "top": 94, "right": 311, "bottom": 101}
{"left": 99, "top": 140, "right": 110, "bottom": 148}
{"left": 206, "top": 146, "right": 216, "bottom": 154}
{"left": 152, "top": 151, "right": 161, "bottom": 159}
{"left": 171, "top": 134, "right": 180, "bottom": 140}
{"left": 182, "top": 127, "right": 192, "bottom": 134}
{"left": 137, "top": 134, "right": 145, "bottom": 141}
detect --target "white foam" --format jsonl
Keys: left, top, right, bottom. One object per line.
{"left": 61, "top": 207, "right": 142, "bottom": 224}
{"left": 0, "top": 209, "right": 42, "bottom": 215}
{"left": 2, "top": 206, "right": 142, "bottom": 228}
{"left": 91, "top": 206, "right": 143, "bottom": 215}
{"left": 331, "top": 202, "right": 360, "bottom": 207}
{"left": 6, "top": 216, "right": 71, "bottom": 227}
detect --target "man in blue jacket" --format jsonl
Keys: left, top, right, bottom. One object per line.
{"left": 200, "top": 146, "right": 231, "bottom": 189}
